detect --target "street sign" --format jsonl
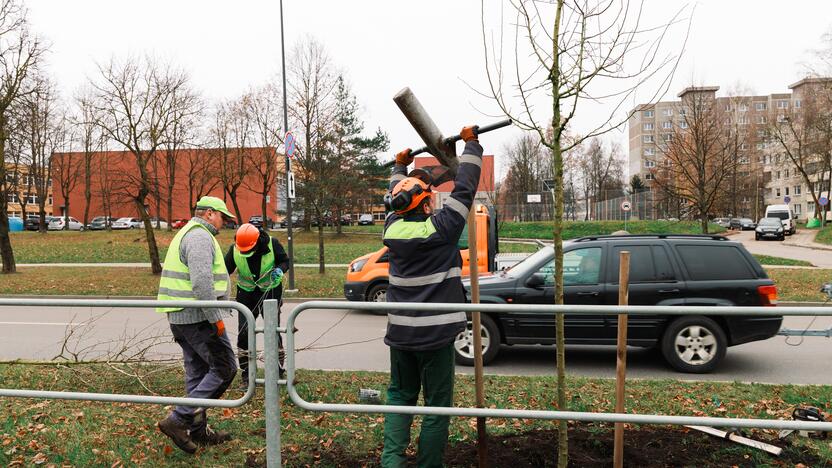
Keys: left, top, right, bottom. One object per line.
{"left": 287, "top": 171, "right": 296, "bottom": 199}
{"left": 820, "top": 196, "right": 829, "bottom": 207}
{"left": 527, "top": 194, "right": 542, "bottom": 203}
{"left": 621, "top": 200, "right": 632, "bottom": 212}
{"left": 285, "top": 132, "right": 296, "bottom": 159}
{"left": 784, "top": 196, "right": 791, "bottom": 204}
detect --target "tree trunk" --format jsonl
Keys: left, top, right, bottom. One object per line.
{"left": 83, "top": 156, "right": 92, "bottom": 228}
{"left": 0, "top": 212, "right": 15, "bottom": 274}
{"left": 262, "top": 193, "right": 268, "bottom": 230}
{"left": 318, "top": 221, "right": 325, "bottom": 274}
{"left": 166, "top": 184, "right": 174, "bottom": 232}
{"left": 229, "top": 188, "right": 243, "bottom": 223}
{"left": 701, "top": 215, "right": 708, "bottom": 234}
{"left": 63, "top": 200, "right": 70, "bottom": 230}
{"left": 335, "top": 207, "right": 343, "bottom": 235}
{"left": 137, "top": 198, "right": 162, "bottom": 274}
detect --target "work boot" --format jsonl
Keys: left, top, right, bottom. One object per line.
{"left": 191, "top": 425, "right": 233, "bottom": 446}
{"left": 157, "top": 415, "right": 197, "bottom": 454}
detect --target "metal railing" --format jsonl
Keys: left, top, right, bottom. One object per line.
{"left": 0, "top": 298, "right": 258, "bottom": 407}
{"left": 275, "top": 301, "right": 832, "bottom": 466}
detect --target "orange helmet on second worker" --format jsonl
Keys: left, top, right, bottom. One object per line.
{"left": 385, "top": 177, "right": 432, "bottom": 214}
{"left": 235, "top": 223, "right": 260, "bottom": 253}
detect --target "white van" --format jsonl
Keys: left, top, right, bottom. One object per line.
{"left": 765, "top": 204, "right": 796, "bottom": 235}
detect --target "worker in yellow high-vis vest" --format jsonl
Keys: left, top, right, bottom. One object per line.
{"left": 156, "top": 196, "right": 237, "bottom": 455}
{"left": 224, "top": 223, "right": 291, "bottom": 387}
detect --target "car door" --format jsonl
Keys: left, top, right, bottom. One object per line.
{"left": 511, "top": 246, "right": 606, "bottom": 343}
{"left": 602, "top": 243, "right": 684, "bottom": 344}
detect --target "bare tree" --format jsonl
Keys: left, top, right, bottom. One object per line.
{"left": 501, "top": 133, "right": 550, "bottom": 221}
{"left": 213, "top": 99, "right": 250, "bottom": 221}
{"left": 578, "top": 138, "right": 625, "bottom": 219}
{"left": 182, "top": 144, "right": 220, "bottom": 217}
{"left": 481, "top": 1, "right": 688, "bottom": 463}
{"left": 288, "top": 37, "right": 339, "bottom": 274}
{"left": 243, "top": 84, "right": 283, "bottom": 224}
{"left": 161, "top": 83, "right": 201, "bottom": 230}
{"left": 21, "top": 76, "right": 59, "bottom": 231}
{"left": 91, "top": 56, "right": 191, "bottom": 275}
{"left": 51, "top": 115, "right": 81, "bottom": 228}
{"left": 652, "top": 89, "right": 738, "bottom": 232}
{"left": 0, "top": 0, "right": 42, "bottom": 273}
{"left": 73, "top": 88, "right": 105, "bottom": 228}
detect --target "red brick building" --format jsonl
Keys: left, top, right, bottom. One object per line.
{"left": 51, "top": 148, "right": 281, "bottom": 224}
{"left": 414, "top": 154, "right": 496, "bottom": 208}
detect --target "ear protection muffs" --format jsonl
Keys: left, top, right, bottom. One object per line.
{"left": 384, "top": 177, "right": 432, "bottom": 214}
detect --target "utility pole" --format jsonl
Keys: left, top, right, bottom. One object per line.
{"left": 280, "top": 0, "right": 296, "bottom": 291}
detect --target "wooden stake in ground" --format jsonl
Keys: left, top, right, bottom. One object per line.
{"left": 613, "top": 250, "right": 630, "bottom": 468}
{"left": 468, "top": 203, "right": 488, "bottom": 467}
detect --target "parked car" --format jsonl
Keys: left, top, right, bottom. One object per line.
{"left": 171, "top": 219, "right": 188, "bottom": 229}
{"left": 111, "top": 217, "right": 135, "bottom": 230}
{"left": 728, "top": 218, "right": 742, "bottom": 230}
{"left": 24, "top": 215, "right": 53, "bottom": 231}
{"left": 357, "top": 214, "right": 374, "bottom": 226}
{"left": 457, "top": 234, "right": 782, "bottom": 373}
{"left": 48, "top": 216, "right": 85, "bottom": 231}
{"left": 339, "top": 214, "right": 353, "bottom": 226}
{"left": 766, "top": 204, "right": 796, "bottom": 235}
{"left": 148, "top": 218, "right": 168, "bottom": 229}
{"left": 736, "top": 218, "right": 756, "bottom": 230}
{"left": 755, "top": 217, "right": 785, "bottom": 241}
{"left": 280, "top": 215, "right": 301, "bottom": 228}
{"left": 224, "top": 219, "right": 239, "bottom": 229}
{"left": 712, "top": 217, "right": 731, "bottom": 229}
{"left": 87, "top": 216, "right": 114, "bottom": 231}
{"left": 249, "top": 215, "right": 273, "bottom": 229}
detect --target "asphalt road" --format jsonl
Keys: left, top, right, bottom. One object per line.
{"left": 732, "top": 229, "right": 832, "bottom": 268}
{"left": 2, "top": 301, "right": 832, "bottom": 385}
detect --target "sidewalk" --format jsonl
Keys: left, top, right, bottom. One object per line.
{"left": 782, "top": 229, "right": 832, "bottom": 252}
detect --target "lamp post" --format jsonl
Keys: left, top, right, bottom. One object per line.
{"left": 280, "top": 0, "right": 295, "bottom": 291}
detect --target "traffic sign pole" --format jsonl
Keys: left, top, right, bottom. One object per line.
{"left": 621, "top": 200, "right": 632, "bottom": 232}
{"left": 280, "top": 0, "right": 296, "bottom": 292}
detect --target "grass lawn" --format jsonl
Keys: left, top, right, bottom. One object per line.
{"left": 0, "top": 364, "right": 829, "bottom": 466}
{"left": 7, "top": 229, "right": 384, "bottom": 265}
{"left": 752, "top": 254, "right": 813, "bottom": 267}
{"left": 814, "top": 226, "right": 832, "bottom": 245}
{"left": 497, "top": 220, "right": 726, "bottom": 239}
{"left": 0, "top": 266, "right": 826, "bottom": 302}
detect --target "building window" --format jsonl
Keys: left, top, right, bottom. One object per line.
{"left": 645, "top": 173, "right": 655, "bottom": 180}
{"left": 739, "top": 156, "right": 749, "bottom": 164}
{"left": 785, "top": 168, "right": 789, "bottom": 178}
{"left": 808, "top": 201, "right": 815, "bottom": 213}
{"left": 776, "top": 171, "right": 780, "bottom": 179}
{"left": 795, "top": 185, "right": 801, "bottom": 195}
{"left": 785, "top": 187, "right": 790, "bottom": 196}
{"left": 756, "top": 142, "right": 768, "bottom": 150}
{"left": 777, "top": 100, "right": 789, "bottom": 109}
{"left": 740, "top": 143, "right": 749, "bottom": 150}
{"left": 644, "top": 160, "right": 656, "bottom": 168}
{"left": 755, "top": 102, "right": 767, "bottom": 111}
{"left": 662, "top": 121, "right": 672, "bottom": 129}
{"left": 679, "top": 120, "right": 688, "bottom": 129}
{"left": 757, "top": 115, "right": 767, "bottom": 124}
{"left": 643, "top": 135, "right": 654, "bottom": 143}
{"left": 643, "top": 147, "right": 655, "bottom": 156}
{"left": 643, "top": 110, "right": 654, "bottom": 118}
{"left": 48, "top": 195, "right": 52, "bottom": 205}
{"left": 663, "top": 108, "right": 673, "bottom": 116}
{"left": 757, "top": 129, "right": 767, "bottom": 139}
{"left": 6, "top": 193, "right": 19, "bottom": 203}
{"left": 795, "top": 99, "right": 801, "bottom": 108}
{"left": 777, "top": 114, "right": 788, "bottom": 123}
{"left": 643, "top": 123, "right": 653, "bottom": 130}
{"left": 662, "top": 133, "right": 672, "bottom": 142}
{"left": 738, "top": 116, "right": 749, "bottom": 125}
{"left": 794, "top": 204, "right": 801, "bottom": 214}
{"left": 724, "top": 105, "right": 732, "bottom": 112}
{"left": 26, "top": 194, "right": 38, "bottom": 204}
{"left": 738, "top": 104, "right": 748, "bottom": 112}
{"left": 678, "top": 109, "right": 686, "bottom": 115}
{"left": 776, "top": 188, "right": 781, "bottom": 197}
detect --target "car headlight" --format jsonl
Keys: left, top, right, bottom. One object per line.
{"left": 755, "top": 227, "right": 762, "bottom": 232}
{"left": 777, "top": 227, "right": 783, "bottom": 232}
{"left": 350, "top": 258, "right": 368, "bottom": 272}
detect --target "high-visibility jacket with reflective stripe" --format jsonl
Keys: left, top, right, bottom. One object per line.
{"left": 233, "top": 239, "right": 281, "bottom": 292}
{"left": 156, "top": 220, "right": 230, "bottom": 313}
{"left": 382, "top": 140, "right": 483, "bottom": 351}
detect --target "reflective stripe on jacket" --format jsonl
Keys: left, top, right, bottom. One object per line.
{"left": 382, "top": 140, "right": 483, "bottom": 351}
{"left": 233, "top": 238, "right": 280, "bottom": 292}
{"left": 156, "top": 220, "right": 230, "bottom": 313}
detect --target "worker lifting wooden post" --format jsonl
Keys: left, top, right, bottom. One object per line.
{"left": 393, "top": 87, "right": 489, "bottom": 466}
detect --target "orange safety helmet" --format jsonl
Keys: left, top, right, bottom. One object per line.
{"left": 384, "top": 177, "right": 432, "bottom": 214}
{"left": 235, "top": 223, "right": 260, "bottom": 253}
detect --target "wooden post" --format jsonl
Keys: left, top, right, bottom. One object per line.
{"left": 468, "top": 203, "right": 487, "bottom": 467}
{"left": 613, "top": 251, "right": 630, "bottom": 468}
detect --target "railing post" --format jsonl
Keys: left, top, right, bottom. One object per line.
{"left": 264, "top": 299, "right": 282, "bottom": 467}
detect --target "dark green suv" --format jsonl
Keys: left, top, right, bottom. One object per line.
{"left": 459, "top": 234, "right": 781, "bottom": 373}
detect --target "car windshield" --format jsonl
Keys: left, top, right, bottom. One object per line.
{"left": 505, "top": 246, "right": 555, "bottom": 276}
{"left": 741, "top": 218, "right": 753, "bottom": 223}
{"left": 759, "top": 218, "right": 781, "bottom": 226}
{"left": 116, "top": 218, "right": 131, "bottom": 223}
{"left": 768, "top": 211, "right": 789, "bottom": 220}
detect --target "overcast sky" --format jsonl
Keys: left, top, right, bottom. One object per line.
{"left": 26, "top": 0, "right": 832, "bottom": 179}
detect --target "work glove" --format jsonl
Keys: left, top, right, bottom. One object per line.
{"left": 395, "top": 148, "right": 414, "bottom": 166}
{"left": 212, "top": 319, "right": 226, "bottom": 337}
{"left": 271, "top": 268, "right": 284, "bottom": 282}
{"left": 460, "top": 125, "right": 479, "bottom": 143}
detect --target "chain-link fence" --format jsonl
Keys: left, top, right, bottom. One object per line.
{"left": 494, "top": 192, "right": 588, "bottom": 222}
{"left": 593, "top": 191, "right": 657, "bottom": 221}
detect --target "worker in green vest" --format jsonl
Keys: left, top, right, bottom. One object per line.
{"left": 156, "top": 196, "right": 237, "bottom": 455}
{"left": 224, "top": 222, "right": 291, "bottom": 387}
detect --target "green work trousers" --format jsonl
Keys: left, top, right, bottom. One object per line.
{"left": 381, "top": 344, "right": 455, "bottom": 468}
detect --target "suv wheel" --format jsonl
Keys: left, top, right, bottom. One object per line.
{"left": 366, "top": 283, "right": 388, "bottom": 315}
{"left": 454, "top": 314, "right": 500, "bottom": 366}
{"left": 661, "top": 316, "right": 726, "bottom": 373}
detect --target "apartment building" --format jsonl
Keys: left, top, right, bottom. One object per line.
{"left": 3, "top": 165, "right": 53, "bottom": 219}
{"left": 628, "top": 79, "right": 831, "bottom": 220}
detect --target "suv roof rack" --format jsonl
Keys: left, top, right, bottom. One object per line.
{"left": 573, "top": 234, "right": 729, "bottom": 242}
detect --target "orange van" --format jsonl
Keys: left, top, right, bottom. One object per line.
{"left": 344, "top": 204, "right": 497, "bottom": 302}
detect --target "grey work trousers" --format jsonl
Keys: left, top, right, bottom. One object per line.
{"left": 168, "top": 321, "right": 237, "bottom": 432}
